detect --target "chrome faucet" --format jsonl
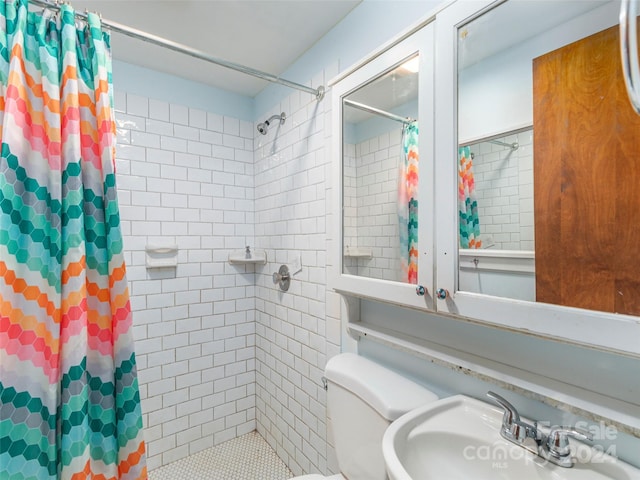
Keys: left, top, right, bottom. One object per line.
{"left": 540, "top": 425, "right": 594, "bottom": 468}
{"left": 486, "top": 391, "right": 540, "bottom": 454}
{"left": 486, "top": 391, "right": 593, "bottom": 468}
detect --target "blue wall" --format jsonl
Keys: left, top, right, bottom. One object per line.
{"left": 255, "top": 0, "right": 443, "bottom": 115}
{"left": 112, "top": 60, "right": 254, "bottom": 121}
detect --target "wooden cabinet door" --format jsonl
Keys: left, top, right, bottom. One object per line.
{"left": 533, "top": 24, "right": 640, "bottom": 314}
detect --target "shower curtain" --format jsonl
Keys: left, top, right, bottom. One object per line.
{"left": 0, "top": 1, "right": 147, "bottom": 479}
{"left": 458, "top": 146, "right": 481, "bottom": 249}
{"left": 399, "top": 122, "right": 419, "bottom": 284}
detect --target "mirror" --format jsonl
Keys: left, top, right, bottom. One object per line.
{"left": 456, "top": 0, "right": 640, "bottom": 314}
{"left": 342, "top": 55, "right": 419, "bottom": 283}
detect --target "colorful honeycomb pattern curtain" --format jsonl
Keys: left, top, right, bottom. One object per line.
{"left": 458, "top": 146, "right": 481, "bottom": 249}
{"left": 398, "top": 122, "right": 418, "bottom": 284}
{"left": 0, "top": 1, "right": 147, "bottom": 478}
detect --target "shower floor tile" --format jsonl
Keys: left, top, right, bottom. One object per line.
{"left": 148, "top": 431, "right": 293, "bottom": 480}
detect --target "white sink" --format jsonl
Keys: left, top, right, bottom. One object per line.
{"left": 383, "top": 395, "right": 640, "bottom": 480}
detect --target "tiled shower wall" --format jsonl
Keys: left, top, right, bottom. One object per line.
{"left": 253, "top": 69, "right": 341, "bottom": 476}
{"left": 114, "top": 80, "right": 344, "bottom": 476}
{"left": 343, "top": 144, "right": 357, "bottom": 258}
{"left": 343, "top": 128, "right": 404, "bottom": 282}
{"left": 469, "top": 128, "right": 534, "bottom": 250}
{"left": 114, "top": 91, "right": 257, "bottom": 470}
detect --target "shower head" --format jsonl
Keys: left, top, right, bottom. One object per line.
{"left": 257, "top": 112, "right": 286, "bottom": 135}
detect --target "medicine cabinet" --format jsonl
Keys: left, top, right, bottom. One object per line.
{"left": 331, "top": 23, "right": 435, "bottom": 311}
{"left": 331, "top": 0, "right": 640, "bottom": 358}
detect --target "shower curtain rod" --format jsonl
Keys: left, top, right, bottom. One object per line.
{"left": 28, "top": 0, "right": 325, "bottom": 101}
{"left": 488, "top": 139, "right": 519, "bottom": 150}
{"left": 344, "top": 99, "right": 415, "bottom": 125}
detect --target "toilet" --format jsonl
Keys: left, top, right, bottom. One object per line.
{"left": 292, "top": 353, "right": 438, "bottom": 480}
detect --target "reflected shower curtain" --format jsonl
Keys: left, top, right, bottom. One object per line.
{"left": 399, "top": 122, "right": 418, "bottom": 284}
{"left": 0, "top": 1, "right": 147, "bottom": 478}
{"left": 458, "top": 146, "right": 481, "bottom": 249}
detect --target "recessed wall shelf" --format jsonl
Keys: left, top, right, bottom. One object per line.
{"left": 145, "top": 244, "right": 178, "bottom": 268}
{"left": 228, "top": 248, "right": 267, "bottom": 265}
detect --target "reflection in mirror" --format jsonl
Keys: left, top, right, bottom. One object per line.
{"left": 457, "top": 0, "right": 640, "bottom": 315}
{"left": 342, "top": 56, "right": 419, "bottom": 284}
{"left": 461, "top": 128, "right": 534, "bottom": 251}
{"left": 459, "top": 128, "right": 535, "bottom": 301}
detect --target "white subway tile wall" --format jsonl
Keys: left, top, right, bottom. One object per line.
{"left": 343, "top": 143, "right": 362, "bottom": 276}
{"left": 343, "top": 128, "right": 404, "bottom": 282}
{"left": 253, "top": 69, "right": 340, "bottom": 476}
{"left": 469, "top": 129, "right": 534, "bottom": 250}
{"left": 115, "top": 92, "right": 257, "bottom": 471}
{"left": 116, "top": 67, "right": 340, "bottom": 477}
{"left": 343, "top": 144, "right": 358, "bottom": 256}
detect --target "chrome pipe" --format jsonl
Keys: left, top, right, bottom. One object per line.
{"left": 488, "top": 139, "right": 518, "bottom": 150}
{"left": 620, "top": 0, "right": 640, "bottom": 114}
{"left": 257, "top": 112, "right": 286, "bottom": 135}
{"left": 343, "top": 99, "right": 415, "bottom": 124}
{"left": 28, "top": 0, "right": 326, "bottom": 101}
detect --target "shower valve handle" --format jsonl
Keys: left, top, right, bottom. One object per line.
{"left": 272, "top": 265, "right": 291, "bottom": 291}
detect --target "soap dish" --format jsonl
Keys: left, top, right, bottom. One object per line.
{"left": 145, "top": 244, "right": 179, "bottom": 268}
{"left": 344, "top": 246, "right": 373, "bottom": 259}
{"left": 228, "top": 249, "right": 267, "bottom": 265}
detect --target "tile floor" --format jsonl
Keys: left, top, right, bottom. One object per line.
{"left": 149, "top": 431, "right": 293, "bottom": 480}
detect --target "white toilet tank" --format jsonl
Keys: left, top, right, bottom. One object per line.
{"left": 325, "top": 353, "right": 438, "bottom": 480}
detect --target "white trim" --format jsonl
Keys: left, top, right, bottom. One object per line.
{"left": 330, "top": 23, "right": 436, "bottom": 312}
{"left": 334, "top": 277, "right": 434, "bottom": 312}
{"left": 443, "top": 291, "right": 640, "bottom": 357}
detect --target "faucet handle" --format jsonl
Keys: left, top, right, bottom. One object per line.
{"left": 546, "top": 426, "right": 593, "bottom": 458}
{"left": 486, "top": 391, "right": 520, "bottom": 429}
{"left": 486, "top": 391, "right": 539, "bottom": 455}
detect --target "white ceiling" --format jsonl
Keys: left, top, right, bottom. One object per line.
{"left": 345, "top": 61, "right": 418, "bottom": 124}
{"left": 71, "top": 0, "right": 362, "bottom": 98}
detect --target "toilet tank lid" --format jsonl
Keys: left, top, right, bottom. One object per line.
{"left": 324, "top": 353, "right": 438, "bottom": 421}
